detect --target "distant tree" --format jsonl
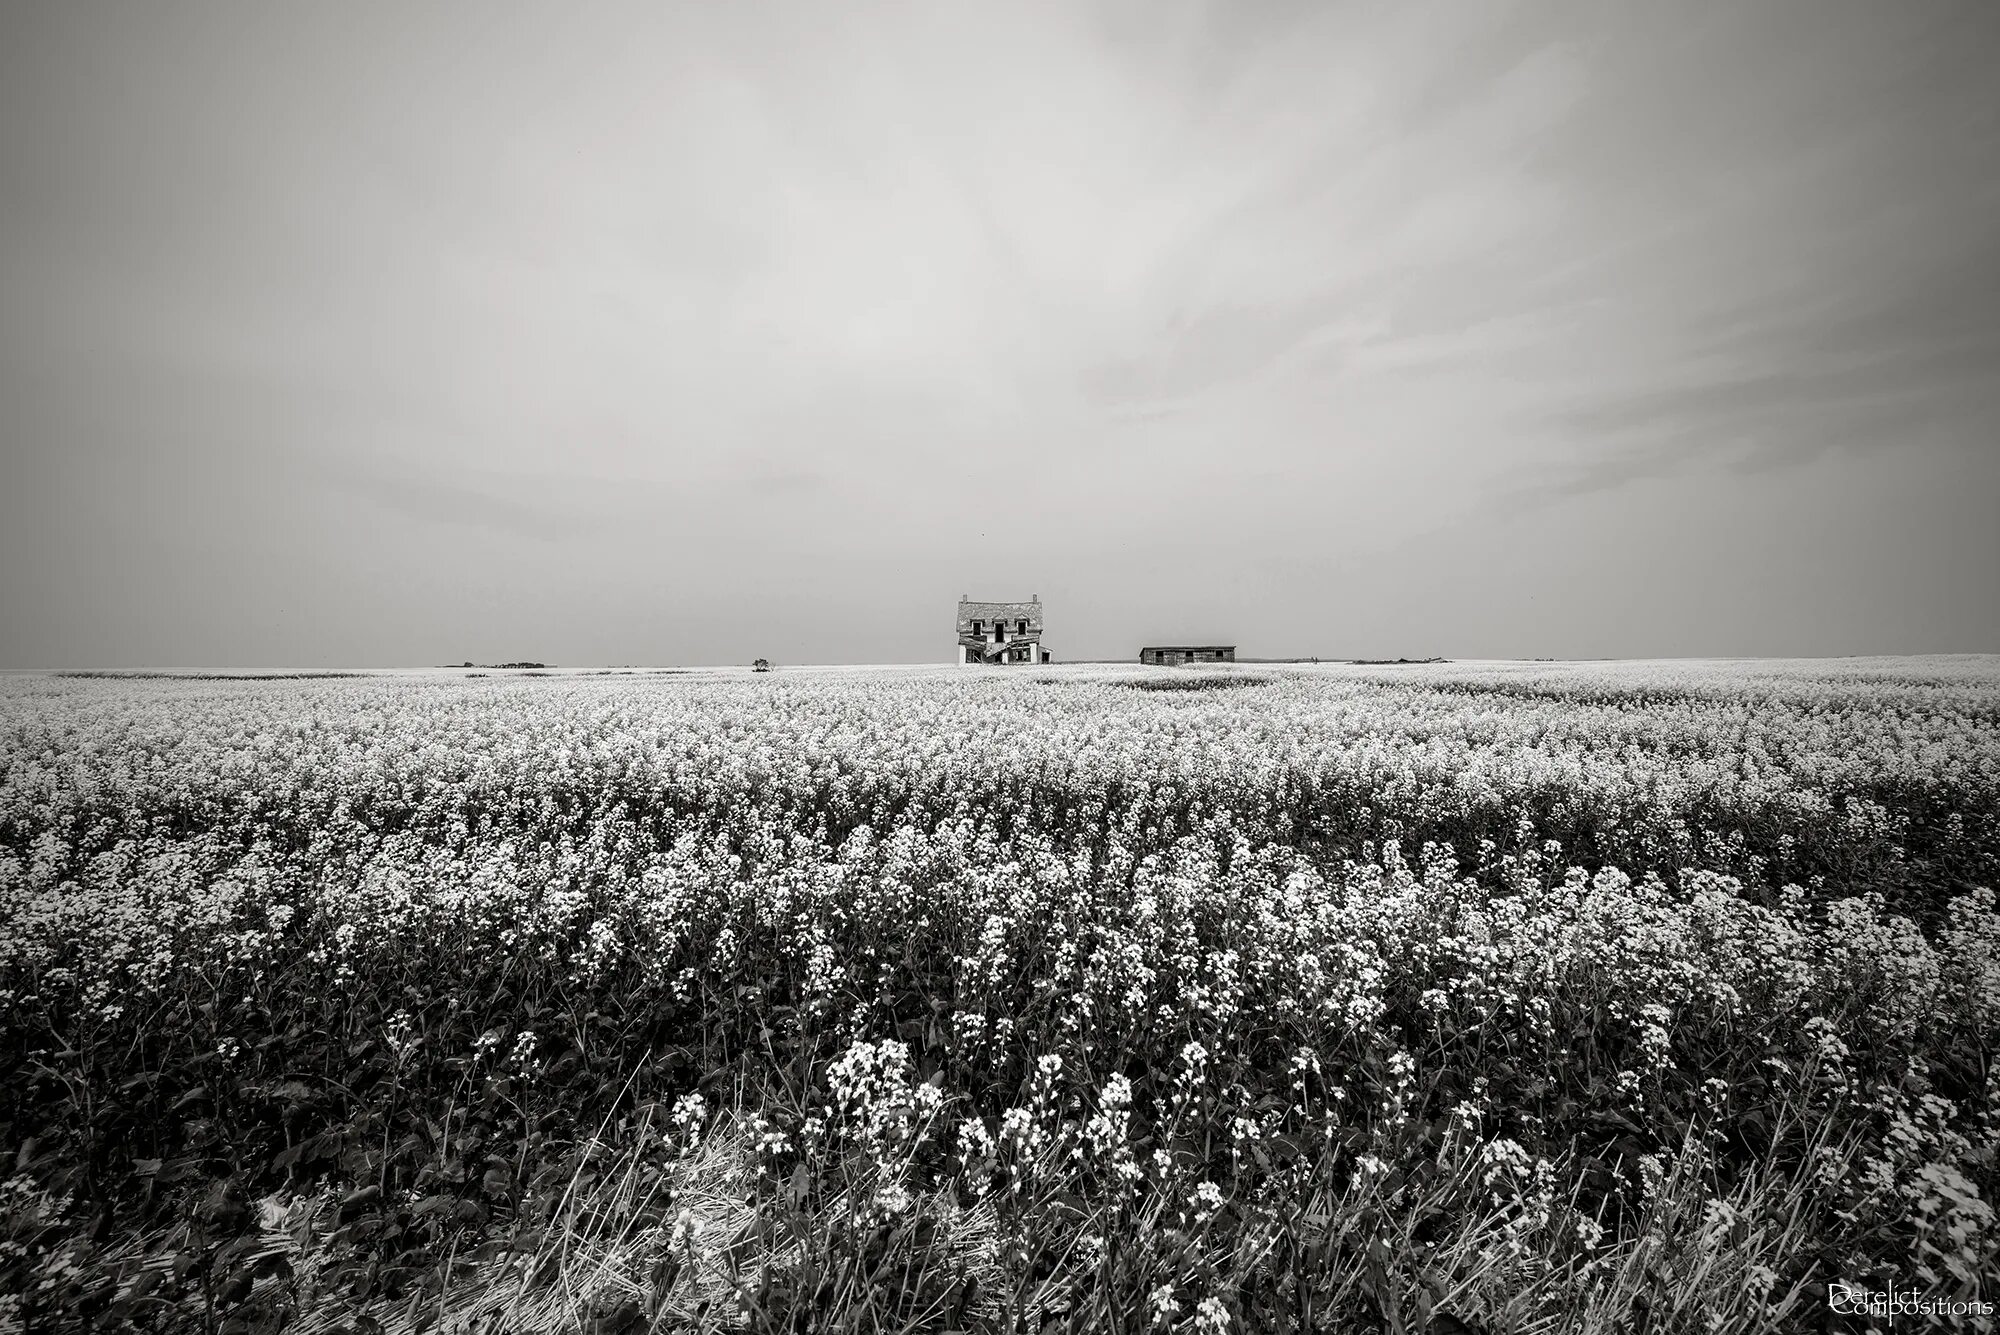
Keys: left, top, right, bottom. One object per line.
{"left": 753, "top": 659, "right": 772, "bottom": 672}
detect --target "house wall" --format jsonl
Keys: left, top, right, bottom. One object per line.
{"left": 957, "top": 616, "right": 1044, "bottom": 638}
{"left": 956, "top": 634, "right": 1045, "bottom": 664}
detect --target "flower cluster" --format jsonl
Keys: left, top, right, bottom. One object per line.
{"left": 0, "top": 658, "right": 1995, "bottom": 1325}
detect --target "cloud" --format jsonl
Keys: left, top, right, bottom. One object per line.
{"left": 322, "top": 465, "right": 602, "bottom": 542}
{"left": 1056, "top": 33, "right": 1587, "bottom": 420}
{"left": 740, "top": 470, "right": 829, "bottom": 498}
{"left": 1522, "top": 244, "right": 2000, "bottom": 499}
{"left": 6, "top": 0, "right": 1998, "bottom": 663}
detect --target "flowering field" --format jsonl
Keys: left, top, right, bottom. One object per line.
{"left": 3, "top": 658, "right": 1998, "bottom": 1333}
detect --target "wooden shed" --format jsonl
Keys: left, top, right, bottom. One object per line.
{"left": 1140, "top": 646, "right": 1236, "bottom": 666}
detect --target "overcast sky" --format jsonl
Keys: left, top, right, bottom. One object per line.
{"left": 2, "top": 0, "right": 1996, "bottom": 667}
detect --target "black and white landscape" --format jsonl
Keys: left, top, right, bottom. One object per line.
{"left": 2, "top": 3, "right": 1998, "bottom": 1332}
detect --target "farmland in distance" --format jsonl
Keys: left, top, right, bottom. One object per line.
{"left": 3, "top": 657, "right": 1998, "bottom": 1331}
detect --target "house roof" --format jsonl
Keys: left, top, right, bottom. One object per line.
{"left": 958, "top": 598, "right": 1041, "bottom": 626}
{"left": 1140, "top": 645, "right": 1235, "bottom": 652}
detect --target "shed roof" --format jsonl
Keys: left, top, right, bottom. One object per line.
{"left": 1140, "top": 645, "right": 1236, "bottom": 652}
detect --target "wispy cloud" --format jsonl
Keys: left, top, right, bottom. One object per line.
{"left": 324, "top": 466, "right": 599, "bottom": 543}
{"left": 1519, "top": 238, "right": 2000, "bottom": 499}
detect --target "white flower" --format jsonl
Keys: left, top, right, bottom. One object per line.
{"left": 669, "top": 1208, "right": 700, "bottom": 1250}
{"left": 1192, "top": 1295, "right": 1231, "bottom": 1334}
{"left": 957, "top": 1117, "right": 995, "bottom": 1159}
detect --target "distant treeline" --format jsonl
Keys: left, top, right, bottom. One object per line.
{"left": 53, "top": 671, "right": 367, "bottom": 680}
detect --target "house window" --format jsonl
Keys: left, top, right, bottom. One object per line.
{"left": 1017, "top": 619, "right": 1027, "bottom": 634}
{"left": 971, "top": 621, "right": 982, "bottom": 637}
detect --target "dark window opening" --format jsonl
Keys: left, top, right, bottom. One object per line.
{"left": 971, "top": 621, "right": 982, "bottom": 637}
{"left": 1017, "top": 619, "right": 1027, "bottom": 634}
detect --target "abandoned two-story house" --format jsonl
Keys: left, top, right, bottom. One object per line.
{"left": 957, "top": 596, "right": 1051, "bottom": 664}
